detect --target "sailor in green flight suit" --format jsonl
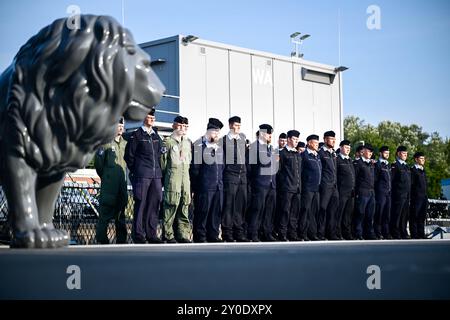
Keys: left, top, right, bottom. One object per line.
{"left": 161, "top": 115, "right": 192, "bottom": 243}
{"left": 94, "top": 118, "right": 128, "bottom": 244}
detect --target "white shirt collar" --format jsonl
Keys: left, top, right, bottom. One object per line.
{"left": 339, "top": 153, "right": 350, "bottom": 160}
{"left": 415, "top": 164, "right": 424, "bottom": 170}
{"left": 379, "top": 159, "right": 389, "bottom": 165}
{"left": 306, "top": 148, "right": 318, "bottom": 156}
{"left": 362, "top": 156, "right": 371, "bottom": 164}
{"left": 285, "top": 145, "right": 297, "bottom": 152}
{"left": 321, "top": 145, "right": 334, "bottom": 153}
{"left": 397, "top": 158, "right": 406, "bottom": 165}
{"left": 258, "top": 138, "right": 268, "bottom": 146}
{"left": 227, "top": 131, "right": 241, "bottom": 140}
{"left": 203, "top": 136, "right": 219, "bottom": 150}
{"left": 141, "top": 126, "right": 154, "bottom": 136}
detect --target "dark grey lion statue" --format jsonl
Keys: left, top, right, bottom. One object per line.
{"left": 0, "top": 15, "right": 165, "bottom": 248}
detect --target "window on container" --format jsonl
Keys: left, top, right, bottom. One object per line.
{"left": 301, "top": 68, "right": 335, "bottom": 85}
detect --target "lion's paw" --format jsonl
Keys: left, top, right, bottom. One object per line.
{"left": 11, "top": 229, "right": 48, "bottom": 248}
{"left": 42, "top": 227, "right": 70, "bottom": 248}
{"left": 11, "top": 227, "right": 69, "bottom": 248}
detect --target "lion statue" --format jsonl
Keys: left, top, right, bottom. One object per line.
{"left": 0, "top": 15, "right": 165, "bottom": 248}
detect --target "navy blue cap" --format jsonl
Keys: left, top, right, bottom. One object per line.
{"left": 287, "top": 130, "right": 300, "bottom": 138}
{"left": 207, "top": 118, "right": 224, "bottom": 130}
{"left": 307, "top": 134, "right": 319, "bottom": 141}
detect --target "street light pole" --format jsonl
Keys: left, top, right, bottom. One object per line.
{"left": 290, "top": 32, "right": 310, "bottom": 58}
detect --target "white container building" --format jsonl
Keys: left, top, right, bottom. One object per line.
{"left": 137, "top": 35, "right": 345, "bottom": 143}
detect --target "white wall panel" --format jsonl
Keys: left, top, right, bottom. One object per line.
{"left": 273, "top": 60, "right": 294, "bottom": 139}
{"left": 229, "top": 51, "right": 253, "bottom": 138}
{"left": 313, "top": 82, "right": 333, "bottom": 139}
{"left": 204, "top": 46, "right": 229, "bottom": 132}
{"left": 179, "top": 44, "right": 207, "bottom": 140}
{"left": 293, "top": 64, "right": 315, "bottom": 141}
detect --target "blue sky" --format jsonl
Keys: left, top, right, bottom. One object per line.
{"left": 1, "top": 0, "right": 449, "bottom": 138}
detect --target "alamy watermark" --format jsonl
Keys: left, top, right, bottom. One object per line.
{"left": 366, "top": 265, "right": 381, "bottom": 290}
{"left": 66, "top": 265, "right": 81, "bottom": 290}
{"left": 66, "top": 5, "right": 81, "bottom": 30}
{"left": 367, "top": 5, "right": 381, "bottom": 30}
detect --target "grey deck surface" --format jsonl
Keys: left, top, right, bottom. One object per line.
{"left": 1, "top": 240, "right": 449, "bottom": 299}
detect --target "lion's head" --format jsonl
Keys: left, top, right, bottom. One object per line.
{"left": 0, "top": 15, "right": 165, "bottom": 175}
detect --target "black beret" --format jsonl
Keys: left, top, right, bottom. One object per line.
{"left": 228, "top": 116, "right": 241, "bottom": 124}
{"left": 259, "top": 124, "right": 273, "bottom": 134}
{"left": 356, "top": 145, "right": 364, "bottom": 152}
{"left": 149, "top": 107, "right": 155, "bottom": 116}
{"left": 287, "top": 130, "right": 300, "bottom": 138}
{"left": 397, "top": 146, "right": 408, "bottom": 152}
{"left": 119, "top": 117, "right": 124, "bottom": 124}
{"left": 307, "top": 134, "right": 319, "bottom": 141}
{"left": 324, "top": 130, "right": 336, "bottom": 138}
{"left": 297, "top": 141, "right": 306, "bottom": 148}
{"left": 339, "top": 139, "right": 351, "bottom": 147}
{"left": 414, "top": 151, "right": 425, "bottom": 158}
{"left": 182, "top": 117, "right": 189, "bottom": 125}
{"left": 279, "top": 133, "right": 287, "bottom": 139}
{"left": 363, "top": 143, "right": 374, "bottom": 152}
{"left": 379, "top": 146, "right": 389, "bottom": 153}
{"left": 173, "top": 115, "right": 184, "bottom": 124}
{"left": 207, "top": 118, "right": 224, "bottom": 130}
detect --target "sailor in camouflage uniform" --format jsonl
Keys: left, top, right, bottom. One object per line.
{"left": 161, "top": 116, "right": 193, "bottom": 243}
{"left": 95, "top": 118, "right": 128, "bottom": 244}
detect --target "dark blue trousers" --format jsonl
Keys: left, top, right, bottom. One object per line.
{"left": 354, "top": 192, "right": 376, "bottom": 239}
{"left": 318, "top": 185, "right": 339, "bottom": 239}
{"left": 374, "top": 192, "right": 391, "bottom": 238}
{"left": 221, "top": 182, "right": 247, "bottom": 240}
{"left": 409, "top": 196, "right": 428, "bottom": 239}
{"left": 277, "top": 191, "right": 301, "bottom": 239}
{"left": 390, "top": 193, "right": 410, "bottom": 239}
{"left": 132, "top": 178, "right": 162, "bottom": 242}
{"left": 247, "top": 187, "right": 276, "bottom": 240}
{"left": 299, "top": 191, "right": 320, "bottom": 240}
{"left": 337, "top": 191, "right": 354, "bottom": 239}
{"left": 193, "top": 189, "right": 223, "bottom": 241}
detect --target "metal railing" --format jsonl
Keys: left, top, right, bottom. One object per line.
{"left": 0, "top": 182, "right": 136, "bottom": 245}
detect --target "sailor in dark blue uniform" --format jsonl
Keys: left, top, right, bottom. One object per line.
{"left": 390, "top": 146, "right": 412, "bottom": 239}
{"left": 191, "top": 118, "right": 225, "bottom": 242}
{"left": 247, "top": 124, "right": 277, "bottom": 242}
{"left": 336, "top": 140, "right": 355, "bottom": 240}
{"left": 353, "top": 144, "right": 377, "bottom": 240}
{"left": 124, "top": 108, "right": 164, "bottom": 244}
{"left": 410, "top": 152, "right": 428, "bottom": 239}
{"left": 318, "top": 131, "right": 339, "bottom": 240}
{"left": 354, "top": 145, "right": 364, "bottom": 163}
{"left": 276, "top": 130, "right": 302, "bottom": 241}
{"left": 277, "top": 133, "right": 288, "bottom": 151}
{"left": 299, "top": 134, "right": 322, "bottom": 241}
{"left": 274, "top": 132, "right": 288, "bottom": 233}
{"left": 296, "top": 141, "right": 306, "bottom": 153}
{"left": 221, "top": 116, "right": 249, "bottom": 242}
{"left": 374, "top": 146, "right": 392, "bottom": 239}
